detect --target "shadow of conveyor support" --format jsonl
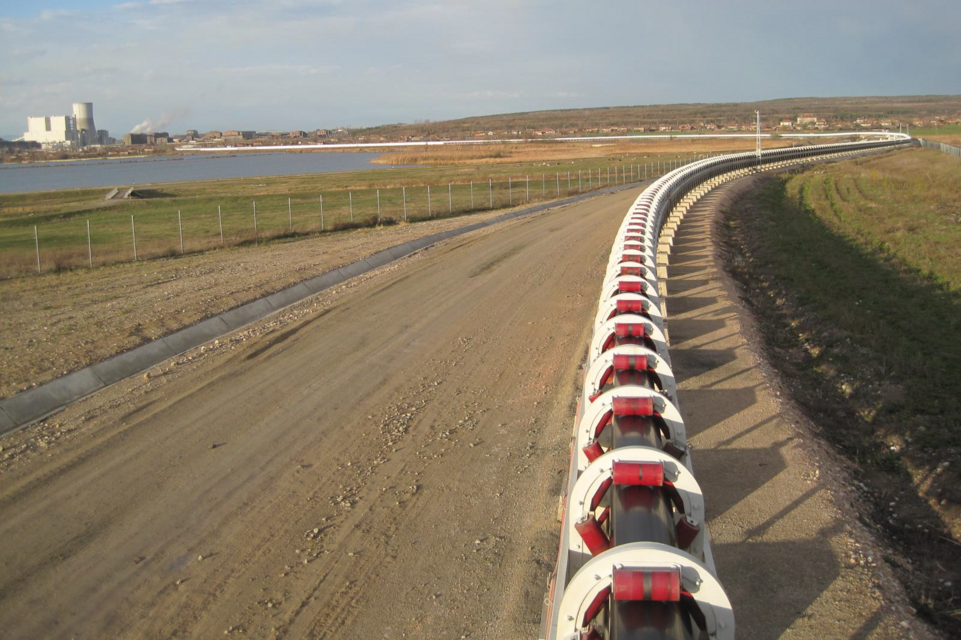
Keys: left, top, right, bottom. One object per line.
{"left": 657, "top": 173, "right": 928, "bottom": 639}
{"left": 720, "top": 173, "right": 961, "bottom": 634}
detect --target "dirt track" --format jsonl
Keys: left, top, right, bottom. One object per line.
{"left": 0, "top": 179, "right": 934, "bottom": 639}
{"left": 0, "top": 189, "right": 633, "bottom": 639}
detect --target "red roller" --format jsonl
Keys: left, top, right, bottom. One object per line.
{"left": 613, "top": 354, "right": 648, "bottom": 371}
{"left": 615, "top": 299, "right": 647, "bottom": 314}
{"left": 612, "top": 461, "right": 664, "bottom": 486}
{"left": 675, "top": 516, "right": 701, "bottom": 550}
{"left": 581, "top": 586, "right": 611, "bottom": 627}
{"left": 617, "top": 280, "right": 645, "bottom": 294}
{"left": 612, "top": 396, "right": 654, "bottom": 416}
{"left": 612, "top": 568, "right": 681, "bottom": 602}
{"left": 590, "top": 477, "right": 613, "bottom": 512}
{"left": 575, "top": 516, "right": 611, "bottom": 556}
{"left": 583, "top": 440, "right": 604, "bottom": 462}
{"left": 614, "top": 322, "right": 647, "bottom": 338}
{"left": 623, "top": 243, "right": 643, "bottom": 252}
{"left": 620, "top": 265, "right": 643, "bottom": 277}
{"left": 625, "top": 234, "right": 643, "bottom": 241}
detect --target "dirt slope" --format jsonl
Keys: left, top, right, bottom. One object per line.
{"left": 666, "top": 181, "right": 934, "bottom": 639}
{"left": 0, "top": 189, "right": 633, "bottom": 639}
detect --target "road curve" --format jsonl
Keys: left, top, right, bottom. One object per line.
{"left": 0, "top": 188, "right": 637, "bottom": 639}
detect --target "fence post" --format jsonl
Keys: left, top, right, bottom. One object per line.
{"left": 253, "top": 201, "right": 258, "bottom": 236}
{"left": 131, "top": 215, "right": 138, "bottom": 261}
{"left": 470, "top": 181, "right": 474, "bottom": 209}
{"left": 509, "top": 176, "right": 512, "bottom": 205}
{"left": 288, "top": 197, "right": 292, "bottom": 232}
{"left": 34, "top": 225, "right": 40, "bottom": 274}
{"left": 607, "top": 166, "right": 610, "bottom": 184}
{"left": 556, "top": 172, "right": 559, "bottom": 195}
{"left": 218, "top": 205, "right": 224, "bottom": 246}
{"left": 349, "top": 191, "right": 353, "bottom": 222}
{"left": 320, "top": 195, "right": 325, "bottom": 230}
{"left": 86, "top": 219, "right": 93, "bottom": 267}
{"left": 178, "top": 210, "right": 184, "bottom": 254}
{"left": 589, "top": 169, "right": 592, "bottom": 189}
{"left": 567, "top": 171, "right": 571, "bottom": 192}
{"left": 377, "top": 189, "right": 381, "bottom": 223}
{"left": 448, "top": 183, "right": 452, "bottom": 213}
{"left": 402, "top": 187, "right": 407, "bottom": 220}
{"left": 579, "top": 170, "right": 582, "bottom": 191}
{"left": 489, "top": 179, "right": 493, "bottom": 209}
{"left": 427, "top": 185, "right": 432, "bottom": 217}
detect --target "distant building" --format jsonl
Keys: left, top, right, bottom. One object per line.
{"left": 146, "top": 132, "right": 169, "bottom": 144}
{"left": 24, "top": 115, "right": 77, "bottom": 148}
{"left": 797, "top": 113, "right": 818, "bottom": 126}
{"left": 289, "top": 130, "right": 307, "bottom": 138}
{"left": 224, "top": 130, "right": 254, "bottom": 139}
{"left": 186, "top": 129, "right": 199, "bottom": 137}
{"left": 124, "top": 133, "right": 148, "bottom": 145}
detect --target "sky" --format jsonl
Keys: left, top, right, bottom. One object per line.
{"left": 1, "top": 0, "right": 959, "bottom": 136}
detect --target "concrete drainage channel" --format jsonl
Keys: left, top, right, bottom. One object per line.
{"left": 0, "top": 180, "right": 651, "bottom": 436}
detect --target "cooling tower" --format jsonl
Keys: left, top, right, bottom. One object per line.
{"left": 72, "top": 102, "right": 96, "bottom": 145}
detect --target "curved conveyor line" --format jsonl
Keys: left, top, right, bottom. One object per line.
{"left": 543, "top": 135, "right": 913, "bottom": 640}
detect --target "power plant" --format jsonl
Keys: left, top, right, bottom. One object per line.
{"left": 22, "top": 102, "right": 110, "bottom": 149}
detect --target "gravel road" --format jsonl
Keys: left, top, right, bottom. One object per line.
{"left": 0, "top": 180, "right": 931, "bottom": 639}
{"left": 0, "top": 189, "right": 632, "bottom": 639}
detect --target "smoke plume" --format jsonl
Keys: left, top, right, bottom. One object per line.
{"left": 130, "top": 107, "right": 190, "bottom": 134}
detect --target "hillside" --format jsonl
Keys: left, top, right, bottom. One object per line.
{"left": 355, "top": 95, "right": 961, "bottom": 140}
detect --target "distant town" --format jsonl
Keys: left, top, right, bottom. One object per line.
{"left": 2, "top": 97, "right": 959, "bottom": 162}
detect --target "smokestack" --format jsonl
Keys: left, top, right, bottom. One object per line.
{"left": 72, "top": 102, "right": 96, "bottom": 146}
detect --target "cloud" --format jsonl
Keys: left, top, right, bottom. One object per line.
{"left": 462, "top": 90, "right": 523, "bottom": 100}
{"left": 210, "top": 64, "right": 338, "bottom": 76}
{"left": 40, "top": 9, "right": 79, "bottom": 20}
{"left": 113, "top": 2, "right": 143, "bottom": 9}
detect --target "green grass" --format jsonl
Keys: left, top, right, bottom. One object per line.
{"left": 910, "top": 124, "right": 961, "bottom": 136}
{"left": 0, "top": 153, "right": 685, "bottom": 277}
{"left": 738, "top": 147, "right": 961, "bottom": 459}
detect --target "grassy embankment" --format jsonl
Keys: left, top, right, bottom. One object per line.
{"left": 733, "top": 147, "right": 961, "bottom": 468}
{"left": 0, "top": 144, "right": 705, "bottom": 277}
{"left": 724, "top": 147, "right": 961, "bottom": 624}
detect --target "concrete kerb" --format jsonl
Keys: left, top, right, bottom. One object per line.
{"left": 0, "top": 179, "right": 652, "bottom": 436}
{"left": 91, "top": 339, "right": 178, "bottom": 386}
{"left": 0, "top": 407, "right": 15, "bottom": 433}
{"left": 264, "top": 283, "right": 312, "bottom": 312}
{"left": 1, "top": 368, "right": 106, "bottom": 426}
{"left": 220, "top": 298, "right": 276, "bottom": 329}
{"left": 161, "top": 316, "right": 231, "bottom": 354}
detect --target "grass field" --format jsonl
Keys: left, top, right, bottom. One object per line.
{"left": 0, "top": 146, "right": 698, "bottom": 277}
{"left": 725, "top": 145, "right": 961, "bottom": 496}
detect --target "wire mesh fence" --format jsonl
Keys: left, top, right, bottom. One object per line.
{"left": 918, "top": 138, "right": 961, "bottom": 158}
{"left": 0, "top": 159, "right": 698, "bottom": 278}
